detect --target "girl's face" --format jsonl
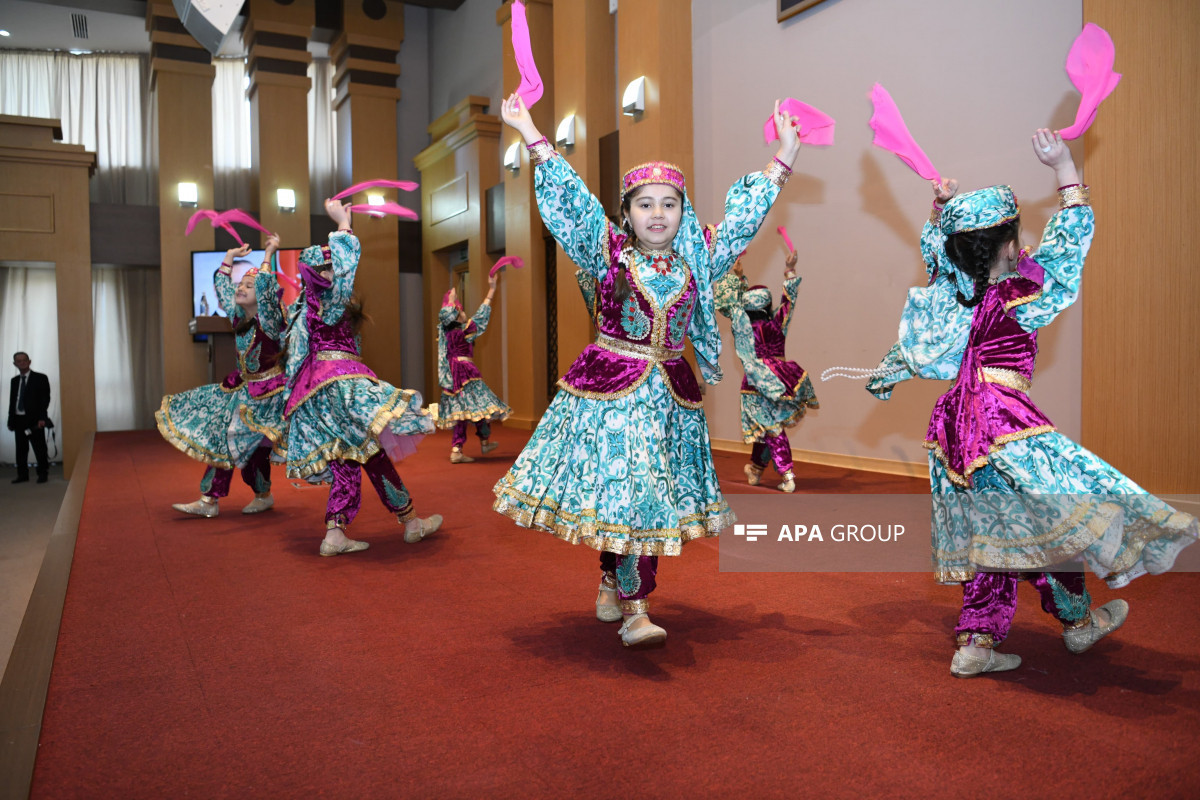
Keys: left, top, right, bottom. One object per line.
{"left": 626, "top": 185, "right": 682, "bottom": 250}
{"left": 234, "top": 272, "right": 257, "bottom": 305}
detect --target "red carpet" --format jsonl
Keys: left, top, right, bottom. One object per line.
{"left": 31, "top": 429, "right": 1200, "bottom": 798}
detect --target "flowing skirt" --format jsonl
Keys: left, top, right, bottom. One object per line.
{"left": 740, "top": 374, "right": 819, "bottom": 443}
{"left": 248, "top": 376, "right": 434, "bottom": 483}
{"left": 156, "top": 383, "right": 286, "bottom": 470}
{"left": 493, "top": 369, "right": 734, "bottom": 556}
{"left": 930, "top": 431, "right": 1197, "bottom": 587}
{"left": 436, "top": 378, "right": 511, "bottom": 428}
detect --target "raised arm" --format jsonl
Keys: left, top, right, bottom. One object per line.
{"left": 215, "top": 243, "right": 251, "bottom": 320}
{"left": 465, "top": 272, "right": 498, "bottom": 343}
{"left": 1013, "top": 130, "right": 1093, "bottom": 331}
{"left": 502, "top": 93, "right": 610, "bottom": 279}
{"left": 319, "top": 199, "right": 359, "bottom": 326}
{"left": 254, "top": 236, "right": 286, "bottom": 340}
{"left": 776, "top": 250, "right": 801, "bottom": 336}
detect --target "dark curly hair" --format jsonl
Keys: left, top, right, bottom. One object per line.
{"left": 943, "top": 219, "right": 1020, "bottom": 308}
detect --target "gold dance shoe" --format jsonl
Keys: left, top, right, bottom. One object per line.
{"left": 319, "top": 538, "right": 369, "bottom": 556}
{"left": 778, "top": 472, "right": 796, "bottom": 493}
{"left": 596, "top": 578, "right": 621, "bottom": 623}
{"left": 404, "top": 514, "right": 443, "bottom": 543}
{"left": 480, "top": 440, "right": 499, "bottom": 455}
{"left": 172, "top": 497, "right": 219, "bottom": 518}
{"left": 450, "top": 448, "right": 475, "bottom": 464}
{"left": 241, "top": 494, "right": 274, "bottom": 514}
{"left": 950, "top": 648, "right": 1021, "bottom": 677}
{"left": 618, "top": 612, "right": 667, "bottom": 648}
{"left": 1063, "top": 599, "right": 1129, "bottom": 654}
{"left": 744, "top": 463, "right": 764, "bottom": 486}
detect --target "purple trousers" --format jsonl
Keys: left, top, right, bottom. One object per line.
{"left": 599, "top": 551, "right": 658, "bottom": 602}
{"left": 955, "top": 570, "right": 1092, "bottom": 647}
{"left": 325, "top": 451, "right": 415, "bottom": 528}
{"left": 451, "top": 420, "right": 491, "bottom": 449}
{"left": 200, "top": 445, "right": 272, "bottom": 499}
{"left": 751, "top": 432, "right": 794, "bottom": 477}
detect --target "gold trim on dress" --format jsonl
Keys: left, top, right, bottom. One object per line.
{"left": 1003, "top": 290, "right": 1043, "bottom": 311}
{"left": 763, "top": 158, "right": 792, "bottom": 188}
{"left": 595, "top": 333, "right": 683, "bottom": 362}
{"left": 924, "top": 423, "right": 1057, "bottom": 487}
{"left": 527, "top": 137, "right": 556, "bottom": 165}
{"left": 979, "top": 367, "right": 1032, "bottom": 393}
{"left": 315, "top": 350, "right": 363, "bottom": 362}
{"left": 621, "top": 599, "right": 649, "bottom": 615}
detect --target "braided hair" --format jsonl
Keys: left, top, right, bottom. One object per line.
{"left": 943, "top": 219, "right": 1020, "bottom": 308}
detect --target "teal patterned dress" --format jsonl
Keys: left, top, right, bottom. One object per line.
{"left": 156, "top": 267, "right": 287, "bottom": 469}
{"left": 869, "top": 191, "right": 1197, "bottom": 587}
{"left": 436, "top": 303, "right": 512, "bottom": 426}
{"left": 246, "top": 231, "right": 435, "bottom": 483}
{"left": 493, "top": 150, "right": 789, "bottom": 556}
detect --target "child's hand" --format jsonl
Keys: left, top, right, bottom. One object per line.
{"left": 773, "top": 99, "right": 801, "bottom": 165}
{"left": 325, "top": 198, "right": 352, "bottom": 227}
{"left": 1032, "top": 128, "right": 1079, "bottom": 187}
{"left": 501, "top": 92, "right": 541, "bottom": 144}
{"left": 488, "top": 272, "right": 499, "bottom": 290}
{"left": 226, "top": 243, "right": 252, "bottom": 260}
{"left": 931, "top": 178, "right": 958, "bottom": 206}
{"left": 784, "top": 250, "right": 799, "bottom": 271}
{"left": 733, "top": 259, "right": 744, "bottom": 278}
{"left": 263, "top": 234, "right": 280, "bottom": 255}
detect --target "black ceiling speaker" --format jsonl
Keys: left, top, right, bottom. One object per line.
{"left": 171, "top": 0, "right": 242, "bottom": 55}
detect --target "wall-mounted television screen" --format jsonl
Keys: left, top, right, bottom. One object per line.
{"left": 191, "top": 249, "right": 267, "bottom": 318}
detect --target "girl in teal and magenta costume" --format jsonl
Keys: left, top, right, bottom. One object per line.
{"left": 866, "top": 131, "right": 1197, "bottom": 677}
{"left": 435, "top": 275, "right": 511, "bottom": 463}
{"left": 714, "top": 250, "right": 819, "bottom": 493}
{"left": 157, "top": 244, "right": 287, "bottom": 518}
{"left": 245, "top": 201, "right": 441, "bottom": 556}
{"left": 494, "top": 93, "right": 801, "bottom": 647}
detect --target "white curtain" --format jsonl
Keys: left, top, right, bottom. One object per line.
{"left": 92, "top": 268, "right": 163, "bottom": 432}
{"left": 0, "top": 268, "right": 62, "bottom": 465}
{"left": 0, "top": 50, "right": 152, "bottom": 204}
{"left": 212, "top": 57, "right": 252, "bottom": 210}
{"left": 309, "top": 56, "right": 338, "bottom": 206}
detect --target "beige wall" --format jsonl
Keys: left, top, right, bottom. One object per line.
{"left": 692, "top": 0, "right": 1084, "bottom": 472}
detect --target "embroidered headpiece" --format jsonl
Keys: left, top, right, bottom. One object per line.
{"left": 940, "top": 185, "right": 1020, "bottom": 236}
{"left": 621, "top": 161, "right": 687, "bottom": 203}
{"left": 299, "top": 244, "right": 332, "bottom": 268}
{"left": 743, "top": 286, "right": 772, "bottom": 311}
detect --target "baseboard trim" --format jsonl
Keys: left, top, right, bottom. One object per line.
{"left": 0, "top": 432, "right": 93, "bottom": 800}
{"left": 709, "top": 437, "right": 929, "bottom": 480}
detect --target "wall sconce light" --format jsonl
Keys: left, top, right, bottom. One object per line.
{"left": 366, "top": 193, "right": 386, "bottom": 217}
{"left": 622, "top": 76, "right": 645, "bottom": 116}
{"left": 177, "top": 181, "right": 198, "bottom": 207}
{"left": 277, "top": 188, "right": 296, "bottom": 212}
{"left": 555, "top": 114, "right": 576, "bottom": 148}
{"left": 503, "top": 141, "right": 522, "bottom": 173}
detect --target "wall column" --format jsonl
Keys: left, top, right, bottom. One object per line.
{"left": 148, "top": 0, "right": 215, "bottom": 395}
{"left": 331, "top": 2, "right": 404, "bottom": 385}
{"left": 498, "top": 0, "right": 553, "bottom": 426}
{"left": 551, "top": 0, "right": 614, "bottom": 375}
{"left": 1080, "top": 0, "right": 1199, "bottom": 491}
{"left": 246, "top": 0, "right": 314, "bottom": 249}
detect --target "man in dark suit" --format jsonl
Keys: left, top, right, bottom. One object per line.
{"left": 8, "top": 351, "right": 51, "bottom": 484}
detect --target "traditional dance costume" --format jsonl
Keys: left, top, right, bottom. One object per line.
{"left": 868, "top": 183, "right": 1197, "bottom": 655}
{"left": 244, "top": 231, "right": 436, "bottom": 550}
{"left": 715, "top": 267, "right": 818, "bottom": 491}
{"left": 493, "top": 140, "right": 791, "bottom": 629}
{"left": 157, "top": 262, "right": 286, "bottom": 515}
{"left": 435, "top": 297, "right": 510, "bottom": 461}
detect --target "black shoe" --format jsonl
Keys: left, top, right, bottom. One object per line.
{"left": 12, "top": 476, "right": 29, "bottom": 484}
{"left": 36, "top": 475, "right": 48, "bottom": 484}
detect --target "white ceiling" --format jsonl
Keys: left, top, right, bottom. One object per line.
{"left": 0, "top": 1, "right": 151, "bottom": 54}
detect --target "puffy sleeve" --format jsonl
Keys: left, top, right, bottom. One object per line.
{"left": 532, "top": 142, "right": 612, "bottom": 280}
{"left": 214, "top": 264, "right": 239, "bottom": 321}
{"left": 464, "top": 303, "right": 492, "bottom": 343}
{"left": 320, "top": 231, "right": 360, "bottom": 326}
{"left": 254, "top": 270, "right": 286, "bottom": 342}
{"left": 701, "top": 163, "right": 787, "bottom": 283}
{"left": 575, "top": 269, "right": 599, "bottom": 322}
{"left": 776, "top": 273, "right": 802, "bottom": 337}
{"left": 1012, "top": 190, "right": 1094, "bottom": 331}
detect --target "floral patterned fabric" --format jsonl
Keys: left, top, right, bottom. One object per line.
{"left": 493, "top": 149, "right": 782, "bottom": 554}
{"left": 437, "top": 303, "right": 511, "bottom": 427}
{"left": 156, "top": 267, "right": 286, "bottom": 469}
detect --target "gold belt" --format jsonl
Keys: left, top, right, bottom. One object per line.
{"left": 980, "top": 367, "right": 1031, "bottom": 393}
{"left": 242, "top": 364, "right": 283, "bottom": 382}
{"left": 455, "top": 356, "right": 473, "bottom": 362}
{"left": 596, "top": 334, "right": 683, "bottom": 362}
{"left": 315, "top": 350, "right": 363, "bottom": 363}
